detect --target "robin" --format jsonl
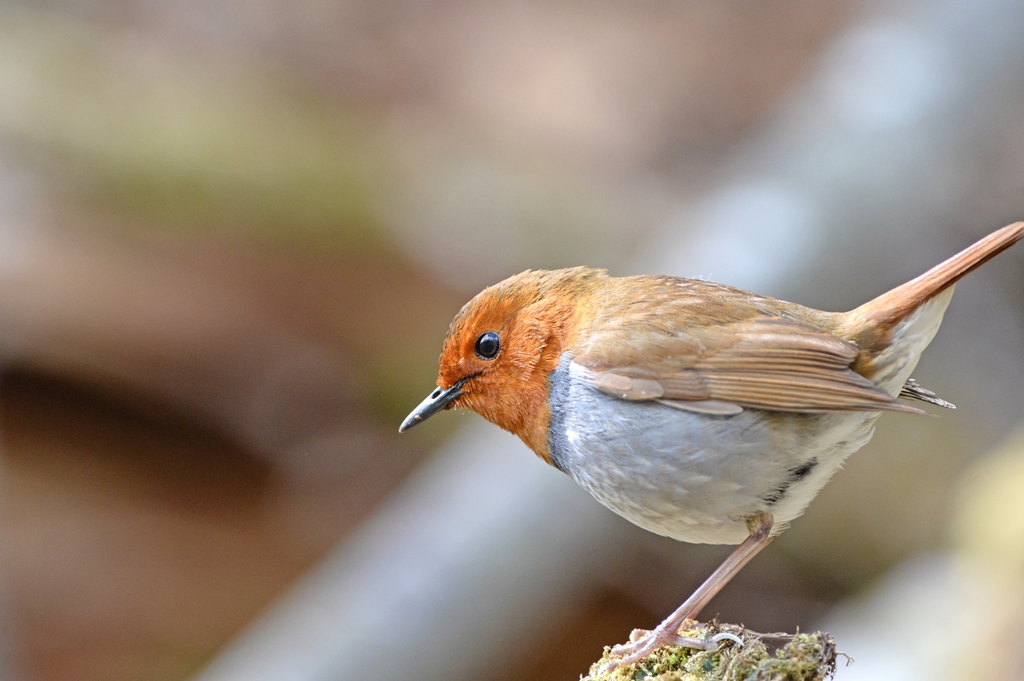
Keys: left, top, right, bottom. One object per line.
{"left": 400, "top": 222, "right": 1024, "bottom": 670}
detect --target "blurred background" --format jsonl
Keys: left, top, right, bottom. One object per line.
{"left": 0, "top": 1, "right": 1022, "bottom": 680}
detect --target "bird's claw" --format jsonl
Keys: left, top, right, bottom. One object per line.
{"left": 709, "top": 632, "right": 743, "bottom": 646}
{"left": 622, "top": 626, "right": 647, "bottom": 643}
{"left": 599, "top": 625, "right": 743, "bottom": 674}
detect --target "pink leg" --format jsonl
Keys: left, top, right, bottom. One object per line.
{"left": 601, "top": 512, "right": 776, "bottom": 673}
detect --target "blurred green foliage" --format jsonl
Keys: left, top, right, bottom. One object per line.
{"left": 0, "top": 7, "right": 389, "bottom": 249}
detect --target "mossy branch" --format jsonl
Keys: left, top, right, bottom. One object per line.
{"left": 584, "top": 622, "right": 840, "bottom": 681}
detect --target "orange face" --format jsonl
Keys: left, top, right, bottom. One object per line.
{"left": 439, "top": 291, "right": 554, "bottom": 428}
{"left": 400, "top": 268, "right": 599, "bottom": 461}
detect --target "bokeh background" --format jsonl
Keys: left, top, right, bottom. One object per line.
{"left": 0, "top": 1, "right": 1022, "bottom": 680}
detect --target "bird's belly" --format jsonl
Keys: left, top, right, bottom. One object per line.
{"left": 548, "top": 358, "right": 879, "bottom": 544}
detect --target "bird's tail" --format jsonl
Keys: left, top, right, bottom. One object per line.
{"left": 839, "top": 221, "right": 1024, "bottom": 392}
{"left": 847, "top": 222, "right": 1024, "bottom": 331}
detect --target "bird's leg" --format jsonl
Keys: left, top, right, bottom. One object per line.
{"left": 602, "top": 512, "right": 775, "bottom": 672}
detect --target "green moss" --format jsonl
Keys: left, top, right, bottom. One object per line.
{"left": 583, "top": 623, "right": 837, "bottom": 681}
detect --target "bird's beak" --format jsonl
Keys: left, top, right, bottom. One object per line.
{"left": 399, "top": 377, "right": 468, "bottom": 432}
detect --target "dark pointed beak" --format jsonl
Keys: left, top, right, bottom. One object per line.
{"left": 399, "top": 377, "right": 468, "bottom": 432}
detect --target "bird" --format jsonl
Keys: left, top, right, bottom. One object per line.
{"left": 399, "top": 221, "right": 1024, "bottom": 671}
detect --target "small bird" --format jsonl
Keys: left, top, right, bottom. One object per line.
{"left": 400, "top": 222, "right": 1024, "bottom": 670}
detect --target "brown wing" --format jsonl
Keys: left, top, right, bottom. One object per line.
{"left": 579, "top": 316, "right": 923, "bottom": 414}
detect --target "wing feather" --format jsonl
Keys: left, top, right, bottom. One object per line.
{"left": 580, "top": 315, "right": 922, "bottom": 414}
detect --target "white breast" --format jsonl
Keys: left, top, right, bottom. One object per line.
{"left": 547, "top": 356, "right": 880, "bottom": 545}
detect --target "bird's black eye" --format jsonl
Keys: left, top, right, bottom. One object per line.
{"left": 474, "top": 331, "right": 501, "bottom": 360}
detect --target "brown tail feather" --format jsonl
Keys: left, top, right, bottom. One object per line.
{"left": 849, "top": 221, "right": 1024, "bottom": 331}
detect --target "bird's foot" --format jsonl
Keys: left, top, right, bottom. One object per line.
{"left": 599, "top": 621, "right": 742, "bottom": 673}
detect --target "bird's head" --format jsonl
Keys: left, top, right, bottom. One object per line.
{"left": 400, "top": 267, "right": 605, "bottom": 461}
